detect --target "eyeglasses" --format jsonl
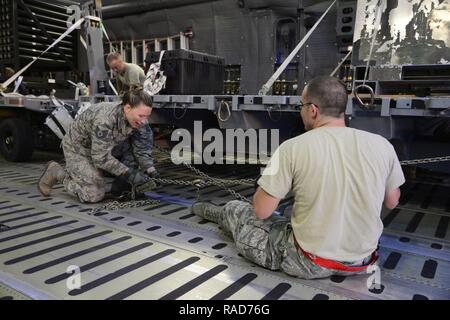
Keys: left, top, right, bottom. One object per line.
{"left": 295, "top": 102, "right": 315, "bottom": 110}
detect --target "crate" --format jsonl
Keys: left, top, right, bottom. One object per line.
{"left": 145, "top": 49, "right": 225, "bottom": 95}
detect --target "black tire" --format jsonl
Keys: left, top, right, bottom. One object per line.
{"left": 0, "top": 118, "right": 34, "bottom": 162}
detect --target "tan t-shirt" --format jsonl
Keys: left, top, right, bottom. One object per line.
{"left": 258, "top": 126, "right": 405, "bottom": 262}
{"left": 116, "top": 63, "right": 146, "bottom": 93}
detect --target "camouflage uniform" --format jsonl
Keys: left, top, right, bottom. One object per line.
{"left": 111, "top": 123, "right": 154, "bottom": 170}
{"left": 219, "top": 200, "right": 373, "bottom": 279}
{"left": 116, "top": 63, "right": 146, "bottom": 94}
{"left": 112, "top": 62, "right": 154, "bottom": 175}
{"left": 61, "top": 102, "right": 154, "bottom": 203}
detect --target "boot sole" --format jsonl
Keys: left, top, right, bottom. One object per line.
{"left": 37, "top": 161, "right": 55, "bottom": 197}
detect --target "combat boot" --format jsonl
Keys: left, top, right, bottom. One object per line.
{"left": 38, "top": 161, "right": 65, "bottom": 196}
{"left": 191, "top": 201, "right": 223, "bottom": 224}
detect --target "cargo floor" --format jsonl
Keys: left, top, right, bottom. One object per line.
{"left": 0, "top": 152, "right": 449, "bottom": 300}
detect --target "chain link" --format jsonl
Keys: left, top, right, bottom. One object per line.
{"left": 149, "top": 176, "right": 253, "bottom": 187}
{"left": 400, "top": 156, "right": 450, "bottom": 166}
{"left": 90, "top": 199, "right": 160, "bottom": 215}
{"left": 90, "top": 146, "right": 450, "bottom": 213}
{"left": 154, "top": 145, "right": 450, "bottom": 202}
{"left": 155, "top": 147, "right": 450, "bottom": 167}
{"left": 154, "top": 146, "right": 255, "bottom": 186}
{"left": 154, "top": 145, "right": 252, "bottom": 202}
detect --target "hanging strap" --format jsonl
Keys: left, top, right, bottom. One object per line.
{"left": 258, "top": 0, "right": 337, "bottom": 95}
{"left": 143, "top": 50, "right": 167, "bottom": 96}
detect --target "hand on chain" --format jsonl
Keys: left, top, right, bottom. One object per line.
{"left": 146, "top": 166, "right": 161, "bottom": 184}
{"left": 122, "top": 168, "right": 150, "bottom": 186}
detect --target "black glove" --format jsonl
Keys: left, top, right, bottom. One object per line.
{"left": 110, "top": 175, "right": 132, "bottom": 197}
{"left": 146, "top": 167, "right": 160, "bottom": 178}
{"left": 146, "top": 167, "right": 160, "bottom": 187}
{"left": 122, "top": 168, "right": 150, "bottom": 186}
{"left": 148, "top": 170, "right": 160, "bottom": 179}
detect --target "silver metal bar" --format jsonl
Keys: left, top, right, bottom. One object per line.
{"left": 258, "top": 0, "right": 337, "bottom": 96}
{"left": 330, "top": 49, "right": 353, "bottom": 77}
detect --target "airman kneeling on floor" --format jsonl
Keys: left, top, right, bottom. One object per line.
{"left": 38, "top": 87, "right": 157, "bottom": 203}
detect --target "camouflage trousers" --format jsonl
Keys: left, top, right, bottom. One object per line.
{"left": 220, "top": 200, "right": 372, "bottom": 280}
{"left": 61, "top": 142, "right": 141, "bottom": 204}
{"left": 61, "top": 144, "right": 106, "bottom": 203}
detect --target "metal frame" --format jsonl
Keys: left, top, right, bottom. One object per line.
{"left": 2, "top": 93, "right": 449, "bottom": 118}
{"left": 107, "top": 32, "right": 190, "bottom": 67}
{"left": 16, "top": 0, "right": 74, "bottom": 69}
{"left": 346, "top": 96, "right": 450, "bottom": 118}
{"left": 151, "top": 94, "right": 450, "bottom": 117}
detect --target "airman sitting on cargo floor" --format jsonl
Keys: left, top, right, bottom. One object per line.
{"left": 192, "top": 76, "right": 405, "bottom": 279}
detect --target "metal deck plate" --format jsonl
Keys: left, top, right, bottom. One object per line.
{"left": 0, "top": 155, "right": 449, "bottom": 300}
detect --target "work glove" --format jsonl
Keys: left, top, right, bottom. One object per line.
{"left": 135, "top": 179, "right": 158, "bottom": 194}
{"left": 145, "top": 167, "right": 161, "bottom": 187}
{"left": 122, "top": 168, "right": 150, "bottom": 186}
{"left": 146, "top": 166, "right": 160, "bottom": 178}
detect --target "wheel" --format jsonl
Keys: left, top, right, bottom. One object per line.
{"left": 0, "top": 118, "right": 34, "bottom": 162}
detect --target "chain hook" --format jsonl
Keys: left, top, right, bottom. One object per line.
{"left": 173, "top": 103, "right": 188, "bottom": 120}
{"left": 267, "top": 104, "right": 282, "bottom": 122}
{"left": 217, "top": 100, "right": 231, "bottom": 122}
{"left": 354, "top": 84, "right": 375, "bottom": 109}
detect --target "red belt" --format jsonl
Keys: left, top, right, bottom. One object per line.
{"left": 294, "top": 235, "right": 378, "bottom": 272}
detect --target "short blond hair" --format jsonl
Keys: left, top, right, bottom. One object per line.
{"left": 106, "top": 52, "right": 123, "bottom": 64}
